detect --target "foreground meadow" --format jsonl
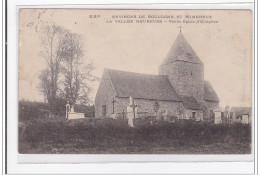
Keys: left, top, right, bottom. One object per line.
{"left": 19, "top": 118, "right": 251, "bottom": 154}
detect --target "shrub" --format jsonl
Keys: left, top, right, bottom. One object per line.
{"left": 21, "top": 118, "right": 68, "bottom": 145}
{"left": 19, "top": 100, "right": 50, "bottom": 121}
{"left": 133, "top": 116, "right": 156, "bottom": 128}
{"left": 19, "top": 100, "right": 95, "bottom": 122}
{"left": 19, "top": 117, "right": 251, "bottom": 153}
{"left": 74, "top": 105, "right": 95, "bottom": 118}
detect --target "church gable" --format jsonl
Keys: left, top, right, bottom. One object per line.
{"left": 94, "top": 69, "right": 117, "bottom": 117}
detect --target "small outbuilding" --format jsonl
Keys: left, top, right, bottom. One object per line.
{"left": 230, "top": 107, "right": 252, "bottom": 124}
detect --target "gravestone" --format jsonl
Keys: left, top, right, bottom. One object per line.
{"left": 68, "top": 112, "right": 85, "bottom": 120}
{"left": 65, "top": 101, "right": 71, "bottom": 119}
{"left": 163, "top": 108, "right": 169, "bottom": 121}
{"left": 66, "top": 103, "right": 85, "bottom": 120}
{"left": 126, "top": 96, "right": 138, "bottom": 127}
{"left": 241, "top": 114, "right": 249, "bottom": 124}
{"left": 156, "top": 109, "right": 163, "bottom": 121}
{"left": 214, "top": 110, "right": 222, "bottom": 124}
{"left": 127, "top": 106, "right": 134, "bottom": 127}
{"left": 111, "top": 114, "right": 116, "bottom": 119}
{"left": 71, "top": 105, "right": 75, "bottom": 112}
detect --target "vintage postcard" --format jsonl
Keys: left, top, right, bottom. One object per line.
{"left": 18, "top": 9, "right": 252, "bottom": 156}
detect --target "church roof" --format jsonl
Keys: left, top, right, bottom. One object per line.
{"left": 204, "top": 81, "right": 219, "bottom": 102}
{"left": 161, "top": 32, "right": 202, "bottom": 66}
{"left": 106, "top": 69, "right": 181, "bottom": 101}
{"left": 106, "top": 69, "right": 219, "bottom": 103}
{"left": 179, "top": 95, "right": 202, "bottom": 110}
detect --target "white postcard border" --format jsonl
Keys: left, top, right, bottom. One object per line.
{"left": 7, "top": 0, "right": 256, "bottom": 174}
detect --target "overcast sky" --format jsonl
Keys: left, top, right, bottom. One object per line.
{"left": 19, "top": 9, "right": 252, "bottom": 107}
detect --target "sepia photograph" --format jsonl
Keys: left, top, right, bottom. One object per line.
{"left": 18, "top": 9, "right": 252, "bottom": 155}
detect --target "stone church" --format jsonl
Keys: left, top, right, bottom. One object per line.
{"left": 95, "top": 32, "right": 219, "bottom": 121}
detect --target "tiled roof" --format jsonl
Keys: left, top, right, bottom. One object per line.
{"left": 204, "top": 81, "right": 219, "bottom": 102}
{"left": 106, "top": 69, "right": 219, "bottom": 105}
{"left": 107, "top": 69, "right": 181, "bottom": 101}
{"left": 161, "top": 32, "right": 202, "bottom": 66}
{"left": 179, "top": 95, "right": 201, "bottom": 110}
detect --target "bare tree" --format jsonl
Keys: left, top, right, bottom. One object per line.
{"left": 60, "top": 32, "right": 97, "bottom": 105}
{"left": 38, "top": 23, "right": 97, "bottom": 110}
{"left": 38, "top": 23, "right": 65, "bottom": 113}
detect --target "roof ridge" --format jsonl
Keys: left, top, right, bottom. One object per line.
{"left": 107, "top": 68, "right": 181, "bottom": 101}
{"left": 106, "top": 68, "right": 160, "bottom": 76}
{"left": 160, "top": 59, "right": 202, "bottom": 67}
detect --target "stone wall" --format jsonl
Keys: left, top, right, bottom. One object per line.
{"left": 159, "top": 62, "right": 179, "bottom": 91}
{"left": 114, "top": 97, "right": 182, "bottom": 117}
{"left": 94, "top": 70, "right": 116, "bottom": 118}
{"left": 181, "top": 109, "right": 204, "bottom": 121}
{"left": 206, "top": 101, "right": 219, "bottom": 109}
{"left": 203, "top": 100, "right": 219, "bottom": 120}
{"left": 159, "top": 61, "right": 205, "bottom": 103}
{"left": 114, "top": 97, "right": 203, "bottom": 120}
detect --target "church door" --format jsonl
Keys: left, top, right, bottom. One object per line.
{"left": 192, "top": 112, "right": 196, "bottom": 119}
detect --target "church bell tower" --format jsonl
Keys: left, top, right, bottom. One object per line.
{"left": 159, "top": 31, "right": 205, "bottom": 103}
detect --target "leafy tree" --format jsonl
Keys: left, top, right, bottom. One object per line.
{"left": 60, "top": 32, "right": 97, "bottom": 105}
{"left": 38, "top": 23, "right": 65, "bottom": 113}
{"left": 38, "top": 23, "right": 98, "bottom": 113}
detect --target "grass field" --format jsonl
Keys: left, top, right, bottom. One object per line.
{"left": 19, "top": 118, "right": 251, "bottom": 154}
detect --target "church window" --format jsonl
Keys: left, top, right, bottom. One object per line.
{"left": 102, "top": 105, "right": 106, "bottom": 116}
{"left": 192, "top": 112, "right": 196, "bottom": 119}
{"left": 191, "top": 72, "right": 192, "bottom": 76}
{"left": 221, "top": 112, "right": 224, "bottom": 119}
{"left": 210, "top": 110, "right": 214, "bottom": 119}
